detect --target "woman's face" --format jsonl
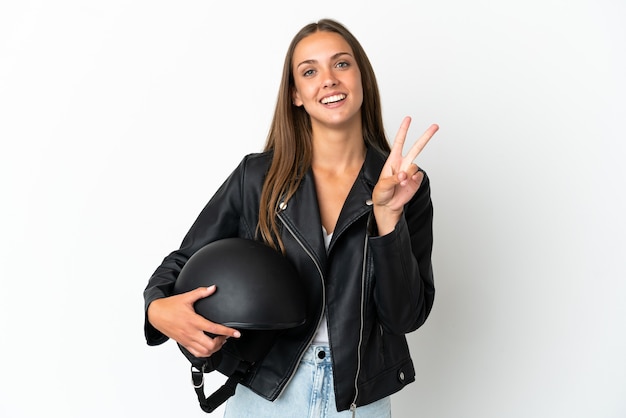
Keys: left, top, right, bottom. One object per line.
{"left": 291, "top": 31, "right": 363, "bottom": 131}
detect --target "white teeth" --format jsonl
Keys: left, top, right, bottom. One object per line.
{"left": 321, "top": 94, "right": 346, "bottom": 104}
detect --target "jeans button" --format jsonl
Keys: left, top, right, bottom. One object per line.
{"left": 317, "top": 350, "right": 326, "bottom": 359}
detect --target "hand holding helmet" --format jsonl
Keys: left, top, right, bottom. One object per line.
{"left": 161, "top": 238, "right": 306, "bottom": 413}
{"left": 147, "top": 285, "right": 241, "bottom": 358}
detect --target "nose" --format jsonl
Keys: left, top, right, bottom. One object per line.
{"left": 321, "top": 69, "right": 338, "bottom": 88}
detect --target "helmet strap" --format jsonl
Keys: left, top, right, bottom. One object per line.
{"left": 190, "top": 360, "right": 252, "bottom": 413}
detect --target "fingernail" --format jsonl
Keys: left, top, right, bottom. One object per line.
{"left": 233, "top": 331, "right": 241, "bottom": 338}
{"left": 207, "top": 285, "right": 216, "bottom": 291}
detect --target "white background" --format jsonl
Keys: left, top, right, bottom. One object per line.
{"left": 1, "top": 1, "right": 625, "bottom": 417}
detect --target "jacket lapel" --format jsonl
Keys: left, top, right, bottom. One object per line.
{"left": 278, "top": 169, "right": 328, "bottom": 270}
{"left": 330, "top": 148, "right": 385, "bottom": 250}
{"left": 278, "top": 147, "right": 387, "bottom": 264}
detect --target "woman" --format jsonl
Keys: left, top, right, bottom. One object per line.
{"left": 144, "top": 18, "right": 438, "bottom": 417}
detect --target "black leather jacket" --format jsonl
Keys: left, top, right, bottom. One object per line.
{"left": 143, "top": 147, "right": 435, "bottom": 412}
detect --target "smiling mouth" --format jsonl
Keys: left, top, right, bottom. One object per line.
{"left": 320, "top": 94, "right": 346, "bottom": 104}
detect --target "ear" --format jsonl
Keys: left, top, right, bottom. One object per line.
{"left": 291, "top": 88, "right": 303, "bottom": 107}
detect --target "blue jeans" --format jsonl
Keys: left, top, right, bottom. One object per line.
{"left": 223, "top": 345, "right": 391, "bottom": 417}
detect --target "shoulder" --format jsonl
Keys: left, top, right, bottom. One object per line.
{"left": 238, "top": 151, "right": 273, "bottom": 176}
{"left": 226, "top": 152, "right": 273, "bottom": 197}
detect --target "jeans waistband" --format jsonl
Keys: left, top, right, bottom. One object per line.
{"left": 301, "top": 344, "right": 332, "bottom": 365}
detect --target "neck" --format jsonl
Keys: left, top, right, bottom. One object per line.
{"left": 311, "top": 120, "right": 366, "bottom": 173}
{"left": 311, "top": 134, "right": 365, "bottom": 173}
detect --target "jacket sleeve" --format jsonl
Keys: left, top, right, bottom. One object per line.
{"left": 368, "top": 170, "right": 435, "bottom": 335}
{"left": 142, "top": 156, "right": 254, "bottom": 346}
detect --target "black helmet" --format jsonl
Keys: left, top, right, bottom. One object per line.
{"left": 173, "top": 238, "right": 306, "bottom": 413}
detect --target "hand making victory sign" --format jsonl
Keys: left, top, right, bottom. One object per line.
{"left": 372, "top": 116, "right": 439, "bottom": 235}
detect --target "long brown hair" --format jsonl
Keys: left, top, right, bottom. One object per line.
{"left": 257, "top": 19, "right": 390, "bottom": 251}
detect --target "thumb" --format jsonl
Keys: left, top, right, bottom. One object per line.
{"left": 374, "top": 173, "right": 401, "bottom": 195}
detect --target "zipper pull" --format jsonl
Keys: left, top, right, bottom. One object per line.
{"left": 350, "top": 403, "right": 356, "bottom": 418}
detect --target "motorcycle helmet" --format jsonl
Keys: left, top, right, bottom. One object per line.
{"left": 172, "top": 237, "right": 306, "bottom": 413}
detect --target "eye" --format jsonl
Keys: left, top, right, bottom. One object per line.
{"left": 336, "top": 61, "right": 350, "bottom": 69}
{"left": 303, "top": 68, "right": 316, "bottom": 77}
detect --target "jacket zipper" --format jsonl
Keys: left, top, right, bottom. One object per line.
{"left": 277, "top": 212, "right": 326, "bottom": 396}
{"left": 350, "top": 232, "right": 368, "bottom": 416}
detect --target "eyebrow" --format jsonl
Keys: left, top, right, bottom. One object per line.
{"left": 296, "top": 52, "right": 353, "bottom": 69}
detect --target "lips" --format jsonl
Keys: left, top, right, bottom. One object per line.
{"left": 320, "top": 93, "right": 346, "bottom": 104}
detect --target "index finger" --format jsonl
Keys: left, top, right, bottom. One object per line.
{"left": 390, "top": 116, "right": 413, "bottom": 157}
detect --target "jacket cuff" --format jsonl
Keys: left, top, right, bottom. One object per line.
{"left": 144, "top": 290, "right": 169, "bottom": 346}
{"left": 368, "top": 212, "right": 408, "bottom": 245}
{"left": 144, "top": 313, "right": 168, "bottom": 346}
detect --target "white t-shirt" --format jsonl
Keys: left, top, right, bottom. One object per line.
{"left": 312, "top": 227, "right": 332, "bottom": 344}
